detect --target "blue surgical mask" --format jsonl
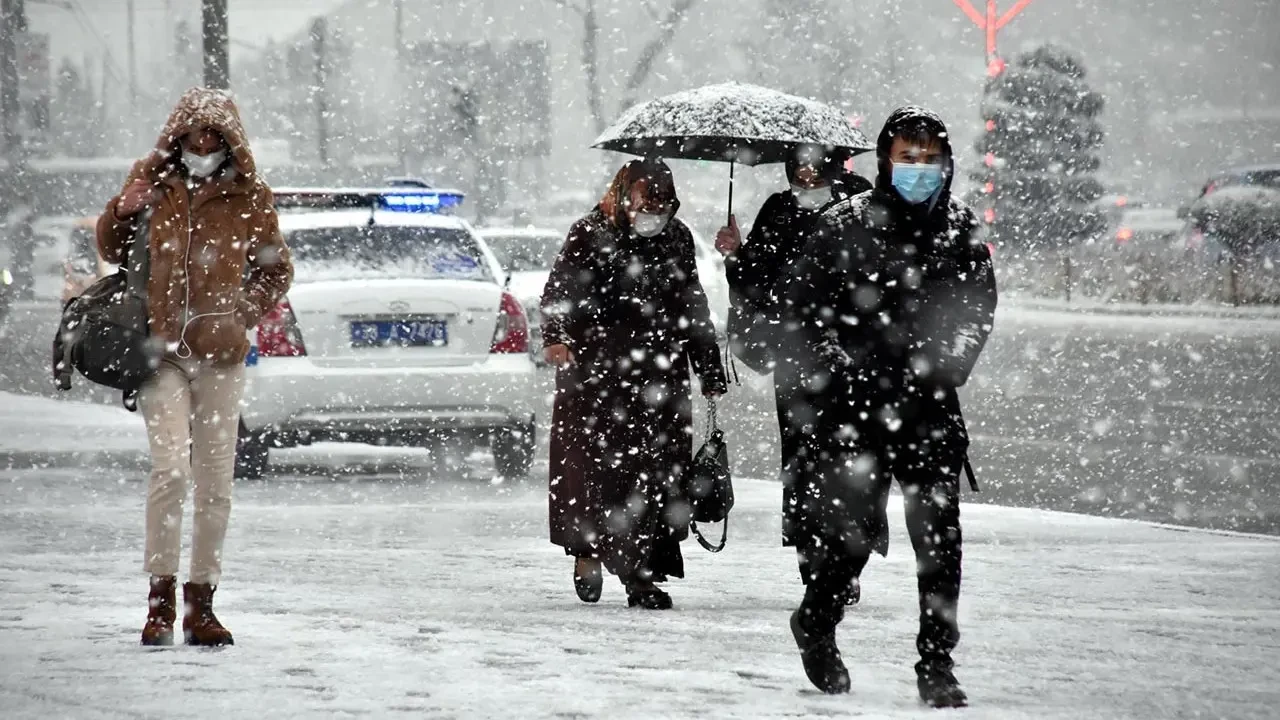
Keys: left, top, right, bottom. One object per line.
{"left": 891, "top": 162, "right": 945, "bottom": 204}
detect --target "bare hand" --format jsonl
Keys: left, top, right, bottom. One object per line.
{"left": 703, "top": 389, "right": 725, "bottom": 399}
{"left": 115, "top": 180, "right": 154, "bottom": 219}
{"left": 543, "top": 344, "right": 575, "bottom": 368}
{"left": 714, "top": 214, "right": 741, "bottom": 256}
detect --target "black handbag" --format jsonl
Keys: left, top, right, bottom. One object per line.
{"left": 53, "top": 209, "right": 158, "bottom": 410}
{"left": 686, "top": 397, "right": 734, "bottom": 552}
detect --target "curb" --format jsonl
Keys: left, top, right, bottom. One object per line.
{"left": 2, "top": 449, "right": 149, "bottom": 472}
{"left": 1006, "top": 300, "right": 1280, "bottom": 321}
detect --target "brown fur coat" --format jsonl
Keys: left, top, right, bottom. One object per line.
{"left": 96, "top": 87, "right": 292, "bottom": 365}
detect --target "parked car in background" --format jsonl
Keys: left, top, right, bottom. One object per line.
{"left": 476, "top": 226, "right": 562, "bottom": 361}
{"left": 1179, "top": 165, "right": 1280, "bottom": 261}
{"left": 60, "top": 216, "right": 111, "bottom": 303}
{"left": 236, "top": 185, "right": 537, "bottom": 480}
{"left": 1108, "top": 206, "right": 1185, "bottom": 248}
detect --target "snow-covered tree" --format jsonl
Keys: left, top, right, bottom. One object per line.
{"left": 977, "top": 44, "right": 1106, "bottom": 250}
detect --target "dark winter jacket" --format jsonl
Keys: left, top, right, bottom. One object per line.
{"left": 777, "top": 106, "right": 997, "bottom": 554}
{"left": 726, "top": 171, "right": 871, "bottom": 372}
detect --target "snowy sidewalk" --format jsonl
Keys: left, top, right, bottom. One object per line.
{"left": 0, "top": 470, "right": 1277, "bottom": 719}
{"left": 0, "top": 390, "right": 148, "bottom": 470}
{"left": 1004, "top": 294, "right": 1280, "bottom": 322}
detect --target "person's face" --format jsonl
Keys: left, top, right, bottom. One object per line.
{"left": 889, "top": 134, "right": 945, "bottom": 166}
{"left": 181, "top": 127, "right": 224, "bottom": 156}
{"left": 791, "top": 164, "right": 828, "bottom": 189}
{"left": 626, "top": 178, "right": 678, "bottom": 220}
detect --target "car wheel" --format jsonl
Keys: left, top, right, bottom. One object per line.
{"left": 235, "top": 423, "right": 270, "bottom": 480}
{"left": 492, "top": 422, "right": 535, "bottom": 478}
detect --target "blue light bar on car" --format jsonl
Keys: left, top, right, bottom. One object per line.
{"left": 273, "top": 187, "right": 466, "bottom": 214}
{"left": 378, "top": 190, "right": 465, "bottom": 213}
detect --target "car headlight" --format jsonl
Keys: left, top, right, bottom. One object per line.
{"left": 1, "top": 268, "right": 12, "bottom": 286}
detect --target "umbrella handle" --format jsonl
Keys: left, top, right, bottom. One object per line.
{"left": 727, "top": 159, "right": 735, "bottom": 226}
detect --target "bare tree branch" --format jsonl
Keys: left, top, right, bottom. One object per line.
{"left": 550, "top": 0, "right": 587, "bottom": 17}
{"left": 576, "top": 0, "right": 606, "bottom": 136}
{"left": 639, "top": 0, "right": 662, "bottom": 21}
{"left": 620, "top": 0, "right": 699, "bottom": 109}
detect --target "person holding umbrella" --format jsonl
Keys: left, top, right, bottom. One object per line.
{"left": 712, "top": 146, "right": 871, "bottom": 607}
{"left": 777, "top": 106, "right": 997, "bottom": 707}
{"left": 540, "top": 158, "right": 727, "bottom": 610}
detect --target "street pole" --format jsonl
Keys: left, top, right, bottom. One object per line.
{"left": 951, "top": 0, "right": 1034, "bottom": 232}
{"left": 0, "top": 0, "right": 25, "bottom": 166}
{"left": 311, "top": 17, "right": 328, "bottom": 167}
{"left": 201, "top": 0, "right": 229, "bottom": 89}
{"left": 394, "top": 0, "right": 406, "bottom": 173}
{"left": 126, "top": 0, "right": 136, "bottom": 105}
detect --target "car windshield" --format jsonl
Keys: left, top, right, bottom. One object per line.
{"left": 483, "top": 233, "right": 563, "bottom": 273}
{"left": 287, "top": 226, "right": 493, "bottom": 283}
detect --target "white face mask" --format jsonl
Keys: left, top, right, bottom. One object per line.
{"left": 183, "top": 149, "right": 227, "bottom": 178}
{"left": 792, "top": 184, "right": 833, "bottom": 211}
{"left": 632, "top": 212, "right": 670, "bottom": 238}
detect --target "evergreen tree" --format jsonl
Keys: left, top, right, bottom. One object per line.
{"left": 976, "top": 44, "right": 1106, "bottom": 250}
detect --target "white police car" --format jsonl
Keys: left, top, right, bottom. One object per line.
{"left": 235, "top": 186, "right": 537, "bottom": 479}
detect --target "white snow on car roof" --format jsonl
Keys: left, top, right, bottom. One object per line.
{"left": 278, "top": 209, "right": 471, "bottom": 232}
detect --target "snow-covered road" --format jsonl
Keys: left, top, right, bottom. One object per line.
{"left": 2, "top": 464, "right": 1277, "bottom": 719}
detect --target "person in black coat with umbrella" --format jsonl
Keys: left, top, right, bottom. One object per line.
{"left": 777, "top": 107, "right": 997, "bottom": 708}
{"left": 715, "top": 149, "right": 871, "bottom": 594}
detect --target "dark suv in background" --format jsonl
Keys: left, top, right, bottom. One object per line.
{"left": 1180, "top": 164, "right": 1280, "bottom": 262}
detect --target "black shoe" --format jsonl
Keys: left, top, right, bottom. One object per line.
{"left": 916, "top": 660, "right": 967, "bottom": 708}
{"left": 789, "top": 609, "right": 850, "bottom": 694}
{"left": 626, "top": 587, "right": 673, "bottom": 610}
{"left": 574, "top": 559, "right": 602, "bottom": 604}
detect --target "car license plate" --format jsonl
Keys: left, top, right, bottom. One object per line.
{"left": 350, "top": 319, "right": 448, "bottom": 347}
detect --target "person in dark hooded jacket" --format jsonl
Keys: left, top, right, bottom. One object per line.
{"left": 777, "top": 107, "right": 997, "bottom": 707}
{"left": 714, "top": 150, "right": 871, "bottom": 606}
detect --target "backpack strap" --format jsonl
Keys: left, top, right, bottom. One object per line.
{"left": 692, "top": 518, "right": 728, "bottom": 553}
{"left": 963, "top": 456, "right": 979, "bottom": 492}
{"left": 125, "top": 209, "right": 151, "bottom": 301}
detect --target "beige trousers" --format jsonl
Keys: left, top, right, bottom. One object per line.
{"left": 138, "top": 357, "right": 245, "bottom": 585}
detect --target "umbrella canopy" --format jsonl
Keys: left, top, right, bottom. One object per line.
{"left": 592, "top": 81, "right": 875, "bottom": 166}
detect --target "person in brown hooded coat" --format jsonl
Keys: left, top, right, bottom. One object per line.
{"left": 97, "top": 87, "right": 293, "bottom": 647}
{"left": 541, "top": 158, "right": 727, "bottom": 610}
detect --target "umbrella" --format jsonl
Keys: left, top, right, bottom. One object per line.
{"left": 592, "top": 81, "right": 875, "bottom": 220}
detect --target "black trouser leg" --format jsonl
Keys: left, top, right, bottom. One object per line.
{"left": 799, "top": 542, "right": 870, "bottom": 636}
{"left": 902, "top": 477, "right": 963, "bottom": 666}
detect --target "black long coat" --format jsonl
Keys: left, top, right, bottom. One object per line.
{"left": 777, "top": 187, "right": 997, "bottom": 556}
{"left": 725, "top": 173, "right": 870, "bottom": 550}
{"left": 541, "top": 208, "right": 728, "bottom": 582}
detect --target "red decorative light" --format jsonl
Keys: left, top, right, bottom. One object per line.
{"left": 985, "top": 119, "right": 997, "bottom": 132}
{"left": 983, "top": 181, "right": 995, "bottom": 194}
{"left": 983, "top": 207, "right": 996, "bottom": 224}
{"left": 987, "top": 57, "right": 1007, "bottom": 77}
{"left": 984, "top": 152, "right": 996, "bottom": 167}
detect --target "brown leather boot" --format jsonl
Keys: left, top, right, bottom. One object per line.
{"left": 140, "top": 575, "right": 177, "bottom": 646}
{"left": 182, "top": 583, "right": 234, "bottom": 647}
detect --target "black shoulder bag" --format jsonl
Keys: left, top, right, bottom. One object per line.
{"left": 53, "top": 209, "right": 158, "bottom": 410}
{"left": 686, "top": 397, "right": 734, "bottom": 552}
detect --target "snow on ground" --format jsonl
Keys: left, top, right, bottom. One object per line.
{"left": 1, "top": 466, "right": 1277, "bottom": 720}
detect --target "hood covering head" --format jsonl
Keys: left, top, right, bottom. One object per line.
{"left": 784, "top": 144, "right": 850, "bottom": 186}
{"left": 598, "top": 157, "right": 679, "bottom": 230}
{"left": 143, "top": 87, "right": 257, "bottom": 184}
{"left": 876, "top": 106, "right": 953, "bottom": 190}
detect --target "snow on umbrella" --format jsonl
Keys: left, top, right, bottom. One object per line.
{"left": 592, "top": 81, "right": 875, "bottom": 219}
